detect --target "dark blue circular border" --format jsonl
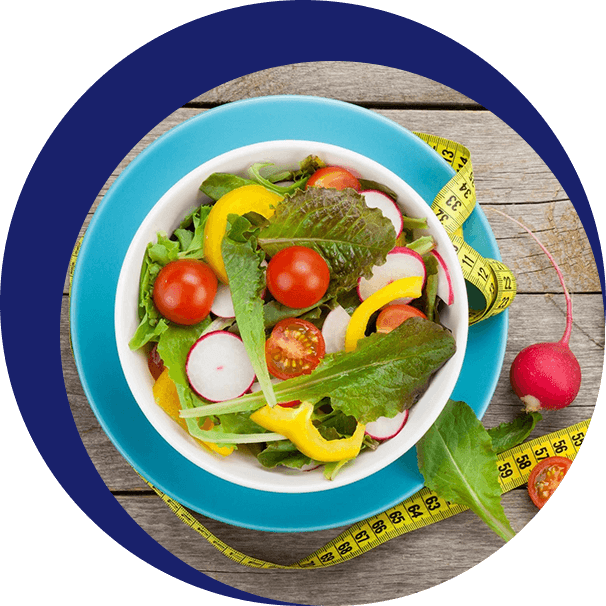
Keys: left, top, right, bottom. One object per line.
{"left": 2, "top": 3, "right": 602, "bottom": 605}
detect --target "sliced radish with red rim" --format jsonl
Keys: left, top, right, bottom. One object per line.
{"left": 357, "top": 247, "right": 426, "bottom": 303}
{"left": 210, "top": 282, "right": 236, "bottom": 318}
{"left": 360, "top": 190, "right": 404, "bottom": 237}
{"left": 321, "top": 305, "right": 351, "bottom": 354}
{"left": 431, "top": 249, "right": 455, "bottom": 306}
{"left": 365, "top": 409, "right": 409, "bottom": 441}
{"left": 186, "top": 330, "right": 255, "bottom": 402}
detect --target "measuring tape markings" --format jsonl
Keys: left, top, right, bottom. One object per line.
{"left": 413, "top": 132, "right": 517, "bottom": 325}
{"left": 139, "top": 419, "right": 589, "bottom": 570}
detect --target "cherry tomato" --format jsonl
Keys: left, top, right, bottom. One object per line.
{"left": 265, "top": 318, "right": 325, "bottom": 380}
{"left": 153, "top": 259, "right": 218, "bottom": 325}
{"left": 376, "top": 304, "right": 427, "bottom": 334}
{"left": 527, "top": 456, "right": 572, "bottom": 509}
{"left": 306, "top": 166, "right": 361, "bottom": 191}
{"left": 266, "top": 246, "right": 330, "bottom": 309}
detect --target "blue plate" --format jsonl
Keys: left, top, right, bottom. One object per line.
{"left": 70, "top": 95, "right": 507, "bottom": 532}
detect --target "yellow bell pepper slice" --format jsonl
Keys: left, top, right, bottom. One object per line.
{"left": 153, "top": 369, "right": 234, "bottom": 456}
{"left": 344, "top": 275, "right": 423, "bottom": 352}
{"left": 203, "top": 184, "right": 283, "bottom": 283}
{"left": 250, "top": 402, "right": 366, "bottom": 463}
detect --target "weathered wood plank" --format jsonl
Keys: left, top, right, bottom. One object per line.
{"left": 189, "top": 62, "right": 479, "bottom": 107}
{"left": 114, "top": 488, "right": 538, "bottom": 605}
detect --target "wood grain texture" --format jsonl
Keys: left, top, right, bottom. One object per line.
{"left": 189, "top": 62, "right": 479, "bottom": 107}
{"left": 61, "top": 62, "right": 604, "bottom": 605}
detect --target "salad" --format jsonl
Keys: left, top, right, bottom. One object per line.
{"left": 129, "top": 157, "right": 457, "bottom": 480}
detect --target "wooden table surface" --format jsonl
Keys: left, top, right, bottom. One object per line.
{"left": 60, "top": 62, "right": 604, "bottom": 605}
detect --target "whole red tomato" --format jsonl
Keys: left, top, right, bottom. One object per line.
{"left": 266, "top": 246, "right": 330, "bottom": 308}
{"left": 153, "top": 259, "right": 217, "bottom": 325}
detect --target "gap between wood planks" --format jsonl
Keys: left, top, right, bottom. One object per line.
{"left": 182, "top": 101, "right": 486, "bottom": 111}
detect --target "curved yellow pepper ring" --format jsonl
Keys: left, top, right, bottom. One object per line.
{"left": 250, "top": 402, "right": 366, "bottom": 463}
{"left": 344, "top": 275, "right": 424, "bottom": 352}
{"left": 203, "top": 184, "right": 283, "bottom": 283}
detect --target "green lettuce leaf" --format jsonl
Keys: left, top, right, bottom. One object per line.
{"left": 199, "top": 173, "right": 256, "bottom": 201}
{"left": 257, "top": 188, "right": 396, "bottom": 294}
{"left": 247, "top": 155, "right": 326, "bottom": 196}
{"left": 417, "top": 400, "right": 516, "bottom": 542}
{"left": 257, "top": 441, "right": 316, "bottom": 470}
{"left": 181, "top": 317, "right": 456, "bottom": 425}
{"left": 221, "top": 214, "right": 277, "bottom": 408}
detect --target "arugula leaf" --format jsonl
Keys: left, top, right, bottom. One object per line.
{"left": 488, "top": 412, "right": 542, "bottom": 454}
{"left": 417, "top": 400, "right": 516, "bottom": 542}
{"left": 181, "top": 317, "right": 456, "bottom": 425}
{"left": 222, "top": 214, "right": 277, "bottom": 408}
{"left": 257, "top": 188, "right": 396, "bottom": 294}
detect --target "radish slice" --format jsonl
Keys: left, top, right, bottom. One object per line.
{"left": 365, "top": 409, "right": 409, "bottom": 441}
{"left": 360, "top": 190, "right": 404, "bottom": 237}
{"left": 186, "top": 331, "right": 255, "bottom": 402}
{"left": 431, "top": 250, "right": 455, "bottom": 306}
{"left": 211, "top": 282, "right": 235, "bottom": 318}
{"left": 322, "top": 305, "right": 351, "bottom": 354}
{"left": 357, "top": 247, "right": 426, "bottom": 304}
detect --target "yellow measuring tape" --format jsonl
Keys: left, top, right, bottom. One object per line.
{"left": 413, "top": 133, "right": 517, "bottom": 324}
{"left": 139, "top": 419, "right": 589, "bottom": 569}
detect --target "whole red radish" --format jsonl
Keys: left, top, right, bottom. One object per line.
{"left": 491, "top": 209, "right": 581, "bottom": 411}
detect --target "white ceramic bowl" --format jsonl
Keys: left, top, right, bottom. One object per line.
{"left": 115, "top": 140, "right": 468, "bottom": 493}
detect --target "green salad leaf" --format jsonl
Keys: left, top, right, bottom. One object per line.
{"left": 199, "top": 155, "right": 325, "bottom": 200}
{"left": 487, "top": 412, "right": 543, "bottom": 454}
{"left": 199, "top": 173, "right": 256, "bottom": 201}
{"left": 221, "top": 214, "right": 277, "bottom": 408}
{"left": 181, "top": 317, "right": 456, "bottom": 425}
{"left": 247, "top": 155, "right": 326, "bottom": 196}
{"left": 417, "top": 400, "right": 516, "bottom": 542}
{"left": 257, "top": 187, "right": 397, "bottom": 294}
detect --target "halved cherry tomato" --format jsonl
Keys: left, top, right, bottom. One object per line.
{"left": 376, "top": 304, "right": 427, "bottom": 334}
{"left": 527, "top": 456, "right": 572, "bottom": 509}
{"left": 153, "top": 259, "right": 218, "bottom": 325}
{"left": 266, "top": 246, "right": 330, "bottom": 309}
{"left": 306, "top": 166, "right": 361, "bottom": 191}
{"left": 265, "top": 318, "right": 325, "bottom": 380}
